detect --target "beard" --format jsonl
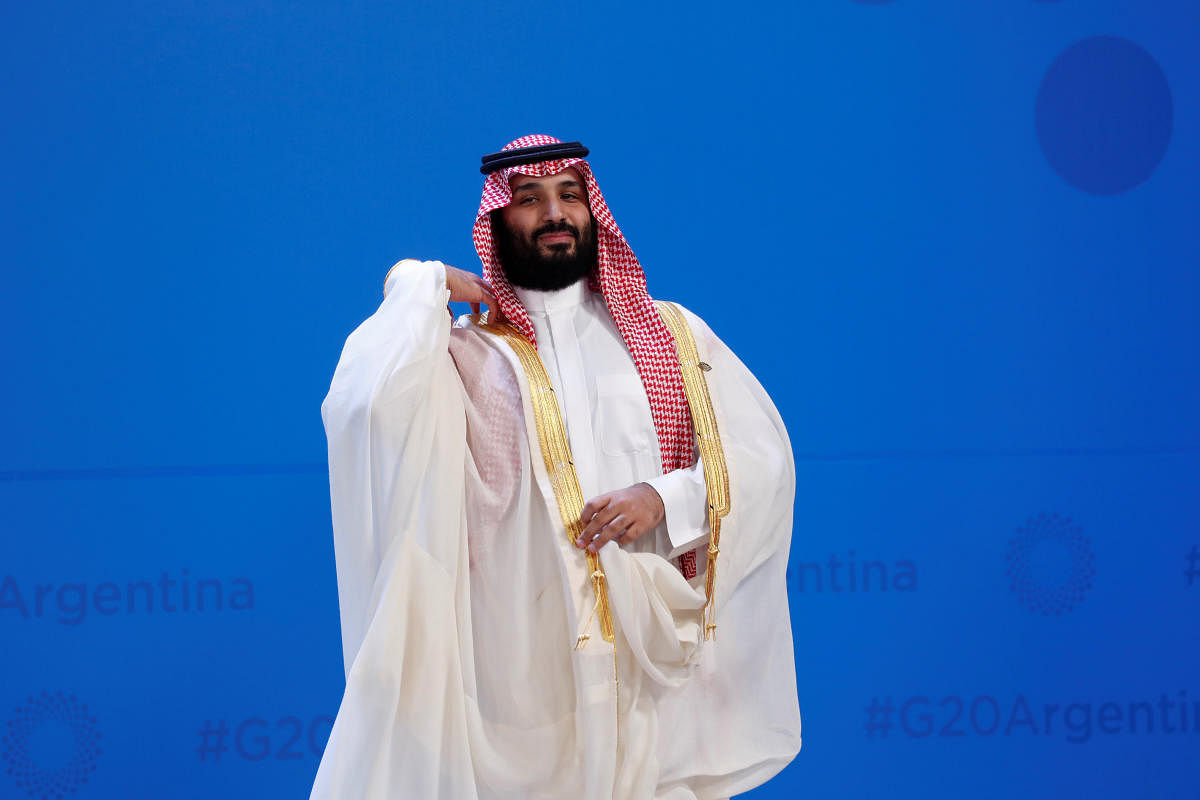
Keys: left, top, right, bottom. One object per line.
{"left": 492, "top": 210, "right": 598, "bottom": 292}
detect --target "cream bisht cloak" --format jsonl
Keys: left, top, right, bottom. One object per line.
{"left": 311, "top": 260, "right": 800, "bottom": 800}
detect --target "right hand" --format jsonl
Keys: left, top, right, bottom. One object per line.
{"left": 445, "top": 264, "right": 497, "bottom": 316}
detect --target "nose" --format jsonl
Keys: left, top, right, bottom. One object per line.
{"left": 543, "top": 195, "right": 566, "bottom": 222}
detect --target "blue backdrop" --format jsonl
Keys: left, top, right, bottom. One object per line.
{"left": 3, "top": 1, "right": 1197, "bottom": 797}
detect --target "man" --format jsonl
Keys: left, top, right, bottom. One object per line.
{"left": 311, "top": 135, "right": 801, "bottom": 799}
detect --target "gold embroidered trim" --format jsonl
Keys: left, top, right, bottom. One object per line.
{"left": 654, "top": 301, "right": 731, "bottom": 640}
{"left": 473, "top": 314, "right": 615, "bottom": 644}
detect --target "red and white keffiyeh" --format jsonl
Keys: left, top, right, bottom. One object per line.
{"left": 473, "top": 134, "right": 694, "bottom": 475}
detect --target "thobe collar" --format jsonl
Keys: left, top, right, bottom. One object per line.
{"left": 511, "top": 278, "right": 592, "bottom": 317}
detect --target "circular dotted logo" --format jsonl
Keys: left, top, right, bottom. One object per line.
{"left": 2, "top": 692, "right": 101, "bottom": 798}
{"left": 1036, "top": 36, "right": 1173, "bottom": 195}
{"left": 1006, "top": 513, "right": 1095, "bottom": 615}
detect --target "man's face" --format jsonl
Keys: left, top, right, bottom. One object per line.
{"left": 494, "top": 166, "right": 597, "bottom": 291}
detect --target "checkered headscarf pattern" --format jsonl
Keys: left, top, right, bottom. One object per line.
{"left": 473, "top": 134, "right": 694, "bottom": 472}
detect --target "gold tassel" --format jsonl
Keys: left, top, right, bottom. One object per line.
{"left": 702, "top": 520, "right": 722, "bottom": 639}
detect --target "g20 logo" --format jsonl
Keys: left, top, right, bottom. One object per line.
{"left": 1006, "top": 513, "right": 1095, "bottom": 615}
{"left": 2, "top": 691, "right": 101, "bottom": 798}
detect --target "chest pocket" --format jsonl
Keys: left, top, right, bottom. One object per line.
{"left": 595, "top": 373, "right": 656, "bottom": 457}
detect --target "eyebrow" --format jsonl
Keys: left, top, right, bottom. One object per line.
{"left": 512, "top": 178, "right": 584, "bottom": 194}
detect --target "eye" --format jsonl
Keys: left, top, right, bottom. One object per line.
{"left": 518, "top": 196, "right": 537, "bottom": 205}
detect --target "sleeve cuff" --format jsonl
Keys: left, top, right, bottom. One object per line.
{"left": 642, "top": 458, "right": 710, "bottom": 560}
{"left": 383, "top": 259, "right": 451, "bottom": 308}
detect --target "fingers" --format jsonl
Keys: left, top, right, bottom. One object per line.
{"left": 578, "top": 499, "right": 618, "bottom": 544}
{"left": 478, "top": 279, "right": 497, "bottom": 306}
{"left": 580, "top": 495, "right": 610, "bottom": 525}
{"left": 465, "top": 277, "right": 496, "bottom": 306}
{"left": 446, "top": 266, "right": 498, "bottom": 306}
{"left": 585, "top": 515, "right": 634, "bottom": 553}
{"left": 577, "top": 487, "right": 657, "bottom": 552}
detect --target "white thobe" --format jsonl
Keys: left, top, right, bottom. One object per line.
{"left": 510, "top": 279, "right": 708, "bottom": 559}
{"left": 311, "top": 260, "right": 801, "bottom": 800}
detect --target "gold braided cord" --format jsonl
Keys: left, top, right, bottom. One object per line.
{"left": 654, "top": 301, "right": 731, "bottom": 640}
{"left": 473, "top": 315, "right": 615, "bottom": 644}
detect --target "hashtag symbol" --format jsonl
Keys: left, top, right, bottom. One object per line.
{"left": 1186, "top": 545, "right": 1200, "bottom": 587}
{"left": 864, "top": 697, "right": 894, "bottom": 738}
{"left": 196, "top": 720, "right": 229, "bottom": 761}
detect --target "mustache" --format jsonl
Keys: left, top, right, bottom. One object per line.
{"left": 533, "top": 221, "right": 580, "bottom": 239}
